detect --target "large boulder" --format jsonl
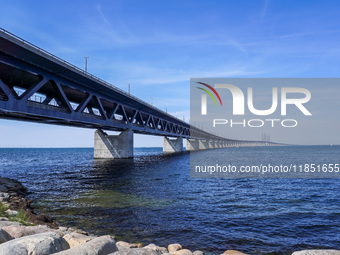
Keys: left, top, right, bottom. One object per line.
{"left": 221, "top": 251, "right": 248, "bottom": 255}
{"left": 292, "top": 250, "right": 340, "bottom": 255}
{"left": 172, "top": 249, "right": 193, "bottom": 255}
{"left": 63, "top": 232, "right": 95, "bottom": 248}
{"left": 0, "top": 177, "right": 26, "bottom": 194}
{"left": 0, "top": 231, "right": 69, "bottom": 255}
{"left": 0, "top": 229, "right": 13, "bottom": 244}
{"left": 144, "top": 243, "right": 168, "bottom": 254}
{"left": 53, "top": 235, "right": 118, "bottom": 255}
{"left": 0, "top": 220, "right": 21, "bottom": 228}
{"left": 116, "top": 241, "right": 143, "bottom": 249}
{"left": 2, "top": 225, "right": 55, "bottom": 238}
{"left": 110, "top": 248, "right": 160, "bottom": 255}
{"left": 168, "top": 244, "right": 182, "bottom": 253}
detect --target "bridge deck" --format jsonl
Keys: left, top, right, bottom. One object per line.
{"left": 0, "top": 28, "right": 237, "bottom": 141}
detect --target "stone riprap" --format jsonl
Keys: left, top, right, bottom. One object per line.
{"left": 1, "top": 177, "right": 339, "bottom": 255}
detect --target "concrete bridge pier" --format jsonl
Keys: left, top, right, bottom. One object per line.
{"left": 163, "top": 137, "right": 183, "bottom": 153}
{"left": 199, "top": 139, "right": 209, "bottom": 150}
{"left": 209, "top": 140, "right": 215, "bottom": 149}
{"left": 94, "top": 129, "right": 133, "bottom": 159}
{"left": 186, "top": 139, "right": 199, "bottom": 151}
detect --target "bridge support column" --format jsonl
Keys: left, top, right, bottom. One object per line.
{"left": 163, "top": 137, "right": 183, "bottom": 153}
{"left": 94, "top": 129, "right": 133, "bottom": 159}
{"left": 186, "top": 139, "right": 199, "bottom": 151}
{"left": 209, "top": 140, "right": 215, "bottom": 149}
{"left": 199, "top": 139, "right": 209, "bottom": 150}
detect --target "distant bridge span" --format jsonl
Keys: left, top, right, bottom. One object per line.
{"left": 0, "top": 28, "right": 276, "bottom": 158}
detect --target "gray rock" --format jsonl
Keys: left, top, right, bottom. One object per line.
{"left": 221, "top": 250, "right": 247, "bottom": 255}
{"left": 144, "top": 243, "right": 167, "bottom": 254}
{"left": 116, "top": 241, "right": 131, "bottom": 248}
{"left": 116, "top": 244, "right": 130, "bottom": 251}
{"left": 67, "top": 227, "right": 88, "bottom": 235}
{"left": 144, "top": 244, "right": 158, "bottom": 250}
{"left": 0, "top": 175, "right": 25, "bottom": 194}
{"left": 63, "top": 232, "right": 95, "bottom": 248}
{"left": 117, "top": 241, "right": 143, "bottom": 249}
{"left": 193, "top": 251, "right": 204, "bottom": 255}
{"left": 172, "top": 249, "right": 193, "bottom": 255}
{"left": 55, "top": 228, "right": 74, "bottom": 236}
{"left": 0, "top": 220, "right": 22, "bottom": 228}
{"left": 292, "top": 250, "right": 340, "bottom": 255}
{"left": 110, "top": 248, "right": 160, "bottom": 255}
{"left": 2, "top": 224, "right": 55, "bottom": 238}
{"left": 0, "top": 192, "right": 10, "bottom": 202}
{"left": 0, "top": 229, "right": 13, "bottom": 244}
{"left": 168, "top": 244, "right": 182, "bottom": 253}
{"left": 158, "top": 247, "right": 168, "bottom": 254}
{"left": 5, "top": 209, "right": 18, "bottom": 216}
{"left": 0, "top": 231, "right": 69, "bottom": 255}
{"left": 53, "top": 235, "right": 117, "bottom": 255}
{"left": 220, "top": 250, "right": 248, "bottom": 255}
{"left": 58, "top": 226, "right": 69, "bottom": 232}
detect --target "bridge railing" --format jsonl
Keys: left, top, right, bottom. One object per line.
{"left": 0, "top": 27, "right": 187, "bottom": 125}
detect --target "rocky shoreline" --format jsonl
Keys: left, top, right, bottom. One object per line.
{"left": 0, "top": 177, "right": 339, "bottom": 255}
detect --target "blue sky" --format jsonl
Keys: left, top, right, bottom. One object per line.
{"left": 0, "top": 0, "right": 340, "bottom": 147}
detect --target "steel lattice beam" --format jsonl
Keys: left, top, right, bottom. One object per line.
{"left": 0, "top": 28, "right": 266, "bottom": 143}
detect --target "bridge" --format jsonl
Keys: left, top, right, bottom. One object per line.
{"left": 0, "top": 28, "right": 274, "bottom": 158}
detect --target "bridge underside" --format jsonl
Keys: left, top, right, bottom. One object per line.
{"left": 0, "top": 56, "right": 192, "bottom": 138}
{"left": 0, "top": 29, "right": 277, "bottom": 159}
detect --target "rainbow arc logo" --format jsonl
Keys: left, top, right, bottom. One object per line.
{"left": 196, "top": 82, "right": 222, "bottom": 106}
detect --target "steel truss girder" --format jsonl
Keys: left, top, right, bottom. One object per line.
{"left": 0, "top": 53, "right": 196, "bottom": 138}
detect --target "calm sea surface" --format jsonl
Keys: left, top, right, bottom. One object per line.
{"left": 0, "top": 146, "right": 339, "bottom": 254}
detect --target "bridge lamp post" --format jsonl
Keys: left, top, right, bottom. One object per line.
{"left": 84, "top": 56, "right": 89, "bottom": 72}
